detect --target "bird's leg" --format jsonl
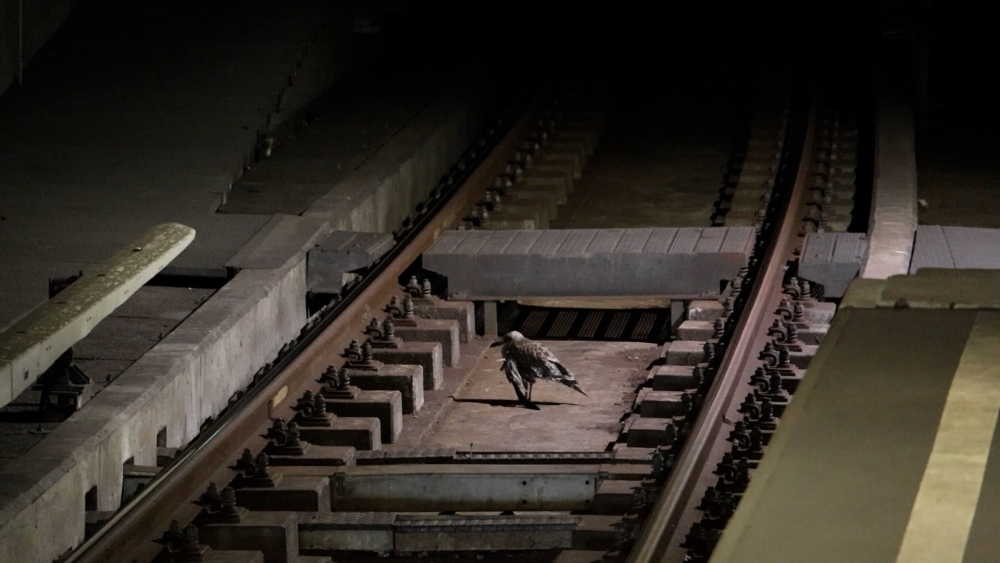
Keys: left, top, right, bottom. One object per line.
{"left": 527, "top": 381, "right": 533, "bottom": 402}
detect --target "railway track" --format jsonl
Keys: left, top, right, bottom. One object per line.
{"left": 58, "top": 74, "right": 867, "bottom": 563}
{"left": 630, "top": 91, "right": 865, "bottom": 563}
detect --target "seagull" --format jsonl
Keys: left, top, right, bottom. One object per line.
{"left": 490, "top": 331, "right": 589, "bottom": 407}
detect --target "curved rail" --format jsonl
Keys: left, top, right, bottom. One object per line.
{"left": 628, "top": 95, "right": 817, "bottom": 563}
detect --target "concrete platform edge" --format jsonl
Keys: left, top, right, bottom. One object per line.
{"left": 860, "top": 90, "right": 918, "bottom": 280}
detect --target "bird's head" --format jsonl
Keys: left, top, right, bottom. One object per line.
{"left": 489, "top": 330, "right": 524, "bottom": 348}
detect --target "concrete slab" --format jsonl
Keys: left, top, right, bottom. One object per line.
{"left": 612, "top": 444, "right": 655, "bottom": 465}
{"left": 298, "top": 420, "right": 381, "bottom": 451}
{"left": 345, "top": 364, "right": 424, "bottom": 414}
{"left": 626, "top": 416, "right": 674, "bottom": 448}
{"left": 423, "top": 341, "right": 654, "bottom": 452}
{"left": 234, "top": 475, "right": 330, "bottom": 513}
{"left": 687, "top": 300, "right": 724, "bottom": 321}
{"left": 307, "top": 231, "right": 395, "bottom": 294}
{"left": 226, "top": 215, "right": 332, "bottom": 271}
{"left": 662, "top": 340, "right": 706, "bottom": 366}
{"left": 370, "top": 342, "right": 443, "bottom": 391}
{"left": 199, "top": 511, "right": 298, "bottom": 563}
{"left": 635, "top": 389, "right": 688, "bottom": 418}
{"left": 572, "top": 515, "right": 620, "bottom": 550}
{"left": 677, "top": 320, "right": 715, "bottom": 341}
{"left": 424, "top": 228, "right": 755, "bottom": 299}
{"left": 646, "top": 365, "right": 698, "bottom": 391}
{"left": 798, "top": 232, "right": 867, "bottom": 298}
{"left": 411, "top": 299, "right": 476, "bottom": 343}
{"left": 324, "top": 390, "right": 403, "bottom": 444}
{"left": 910, "top": 225, "right": 1000, "bottom": 273}
{"left": 392, "top": 319, "right": 461, "bottom": 367}
{"left": 593, "top": 479, "right": 642, "bottom": 514}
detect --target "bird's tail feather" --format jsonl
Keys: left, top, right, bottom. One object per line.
{"left": 551, "top": 362, "right": 588, "bottom": 398}
{"left": 567, "top": 382, "right": 589, "bottom": 398}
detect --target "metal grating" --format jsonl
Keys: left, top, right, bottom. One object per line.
{"left": 548, "top": 311, "right": 578, "bottom": 338}
{"left": 630, "top": 312, "right": 657, "bottom": 341}
{"left": 299, "top": 512, "right": 398, "bottom": 528}
{"left": 395, "top": 514, "right": 578, "bottom": 530}
{"left": 455, "top": 451, "right": 614, "bottom": 463}
{"left": 578, "top": 311, "right": 603, "bottom": 338}
{"left": 356, "top": 448, "right": 458, "bottom": 465}
{"left": 496, "top": 304, "right": 670, "bottom": 343}
{"left": 520, "top": 310, "right": 549, "bottom": 337}
{"left": 604, "top": 312, "right": 630, "bottom": 339}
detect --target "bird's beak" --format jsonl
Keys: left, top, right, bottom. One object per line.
{"left": 489, "top": 339, "right": 502, "bottom": 348}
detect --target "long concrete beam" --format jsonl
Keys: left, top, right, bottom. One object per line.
{"left": 423, "top": 227, "right": 755, "bottom": 300}
{"left": 0, "top": 223, "right": 195, "bottom": 407}
{"left": 331, "top": 464, "right": 600, "bottom": 512}
{"left": 861, "top": 83, "right": 918, "bottom": 279}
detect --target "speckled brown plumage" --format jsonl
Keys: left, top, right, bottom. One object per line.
{"left": 491, "top": 331, "right": 588, "bottom": 406}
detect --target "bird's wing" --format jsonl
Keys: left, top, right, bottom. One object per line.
{"left": 533, "top": 342, "right": 577, "bottom": 379}
{"left": 501, "top": 358, "right": 524, "bottom": 388}
{"left": 534, "top": 342, "right": 562, "bottom": 364}
{"left": 502, "top": 359, "right": 540, "bottom": 410}
{"left": 549, "top": 360, "right": 589, "bottom": 397}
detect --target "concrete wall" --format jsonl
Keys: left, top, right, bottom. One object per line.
{"left": 860, "top": 44, "right": 919, "bottom": 280}
{"left": 0, "top": 0, "right": 81, "bottom": 96}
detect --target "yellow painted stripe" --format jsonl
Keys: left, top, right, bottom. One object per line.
{"left": 895, "top": 312, "right": 1000, "bottom": 563}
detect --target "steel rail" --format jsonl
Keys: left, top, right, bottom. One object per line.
{"left": 627, "top": 96, "right": 817, "bottom": 563}
{"left": 66, "top": 89, "right": 547, "bottom": 563}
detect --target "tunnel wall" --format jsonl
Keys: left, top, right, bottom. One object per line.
{"left": 0, "top": 0, "right": 81, "bottom": 96}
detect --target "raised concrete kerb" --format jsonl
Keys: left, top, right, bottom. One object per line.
{"left": 0, "top": 262, "right": 307, "bottom": 563}
{"left": 842, "top": 269, "right": 1000, "bottom": 310}
{"left": 860, "top": 91, "right": 918, "bottom": 280}
{"left": 307, "top": 231, "right": 395, "bottom": 294}
{"left": 226, "top": 214, "right": 333, "bottom": 272}
{"left": 423, "top": 227, "right": 756, "bottom": 299}
{"left": 0, "top": 223, "right": 195, "bottom": 407}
